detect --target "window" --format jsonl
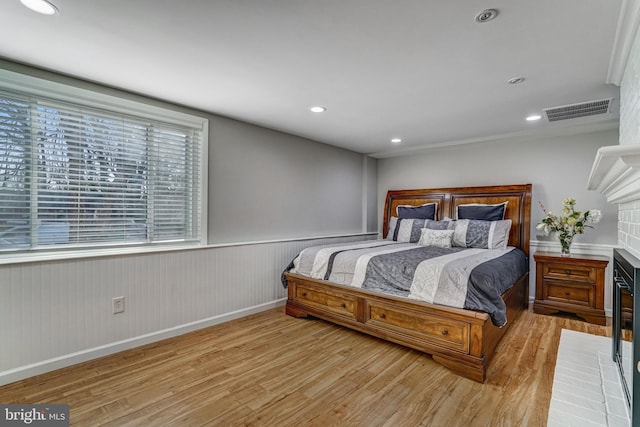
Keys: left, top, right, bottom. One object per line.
{"left": 0, "top": 72, "right": 207, "bottom": 254}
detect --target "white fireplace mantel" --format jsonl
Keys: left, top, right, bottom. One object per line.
{"left": 587, "top": 145, "right": 640, "bottom": 203}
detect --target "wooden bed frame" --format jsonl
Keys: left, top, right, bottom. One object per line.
{"left": 284, "top": 184, "right": 532, "bottom": 382}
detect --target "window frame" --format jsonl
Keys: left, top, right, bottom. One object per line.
{"left": 0, "top": 68, "right": 209, "bottom": 259}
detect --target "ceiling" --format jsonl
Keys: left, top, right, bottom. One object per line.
{"left": 0, "top": 0, "right": 630, "bottom": 157}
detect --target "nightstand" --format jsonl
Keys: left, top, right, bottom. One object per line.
{"left": 533, "top": 251, "right": 609, "bottom": 325}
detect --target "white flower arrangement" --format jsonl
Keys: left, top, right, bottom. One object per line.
{"left": 536, "top": 197, "right": 602, "bottom": 255}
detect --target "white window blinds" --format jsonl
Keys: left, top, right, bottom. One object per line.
{"left": 0, "top": 84, "right": 206, "bottom": 253}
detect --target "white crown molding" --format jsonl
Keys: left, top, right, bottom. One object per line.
{"left": 587, "top": 144, "right": 640, "bottom": 203}
{"left": 606, "top": 0, "right": 640, "bottom": 86}
{"left": 369, "top": 118, "right": 619, "bottom": 159}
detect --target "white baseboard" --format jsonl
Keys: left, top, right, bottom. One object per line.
{"left": 0, "top": 298, "right": 286, "bottom": 387}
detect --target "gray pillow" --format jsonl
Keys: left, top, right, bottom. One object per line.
{"left": 452, "top": 219, "right": 512, "bottom": 249}
{"left": 387, "top": 217, "right": 429, "bottom": 242}
{"left": 423, "top": 219, "right": 456, "bottom": 230}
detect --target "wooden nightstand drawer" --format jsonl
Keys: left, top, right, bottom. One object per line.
{"left": 543, "top": 263, "right": 596, "bottom": 283}
{"left": 543, "top": 281, "right": 593, "bottom": 306}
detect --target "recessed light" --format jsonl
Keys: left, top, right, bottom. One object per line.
{"left": 391, "top": 138, "right": 402, "bottom": 144}
{"left": 526, "top": 114, "right": 542, "bottom": 121}
{"left": 508, "top": 77, "right": 526, "bottom": 85}
{"left": 309, "top": 106, "right": 326, "bottom": 113}
{"left": 19, "top": 0, "right": 59, "bottom": 15}
{"left": 475, "top": 9, "right": 498, "bottom": 23}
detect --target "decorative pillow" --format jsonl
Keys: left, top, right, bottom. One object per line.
{"left": 423, "top": 219, "right": 456, "bottom": 230}
{"left": 397, "top": 202, "right": 437, "bottom": 220}
{"left": 456, "top": 202, "right": 507, "bottom": 221}
{"left": 452, "top": 219, "right": 512, "bottom": 249}
{"left": 418, "top": 228, "right": 455, "bottom": 248}
{"left": 386, "top": 217, "right": 429, "bottom": 243}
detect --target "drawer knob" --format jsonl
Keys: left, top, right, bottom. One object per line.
{"left": 301, "top": 292, "right": 307, "bottom": 297}
{"left": 340, "top": 303, "right": 346, "bottom": 308}
{"left": 379, "top": 313, "right": 386, "bottom": 319}
{"left": 565, "top": 270, "right": 572, "bottom": 275}
{"left": 565, "top": 291, "right": 570, "bottom": 296}
{"left": 441, "top": 329, "right": 449, "bottom": 336}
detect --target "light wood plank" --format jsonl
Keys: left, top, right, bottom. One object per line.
{"left": 0, "top": 306, "right": 609, "bottom": 426}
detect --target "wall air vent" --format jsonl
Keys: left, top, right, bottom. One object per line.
{"left": 543, "top": 98, "right": 612, "bottom": 122}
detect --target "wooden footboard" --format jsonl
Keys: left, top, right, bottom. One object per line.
{"left": 285, "top": 271, "right": 528, "bottom": 383}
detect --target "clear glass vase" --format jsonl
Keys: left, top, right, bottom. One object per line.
{"left": 559, "top": 235, "right": 573, "bottom": 257}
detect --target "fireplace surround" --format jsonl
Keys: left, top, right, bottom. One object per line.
{"left": 587, "top": 143, "right": 640, "bottom": 426}
{"left": 612, "top": 248, "right": 640, "bottom": 425}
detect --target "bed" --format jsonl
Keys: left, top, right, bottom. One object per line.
{"left": 282, "top": 184, "right": 532, "bottom": 382}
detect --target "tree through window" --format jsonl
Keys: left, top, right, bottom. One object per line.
{"left": 0, "top": 87, "right": 205, "bottom": 252}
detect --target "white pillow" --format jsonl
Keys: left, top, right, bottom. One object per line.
{"left": 418, "top": 228, "right": 455, "bottom": 248}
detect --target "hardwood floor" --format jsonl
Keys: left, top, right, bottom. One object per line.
{"left": 0, "top": 306, "right": 609, "bottom": 426}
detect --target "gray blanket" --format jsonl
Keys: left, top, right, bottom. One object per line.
{"left": 282, "top": 240, "right": 528, "bottom": 327}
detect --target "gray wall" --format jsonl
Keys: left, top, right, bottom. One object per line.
{"left": 209, "top": 116, "right": 368, "bottom": 243}
{"left": 364, "top": 156, "right": 379, "bottom": 233}
{"left": 0, "top": 59, "right": 375, "bottom": 243}
{"left": 377, "top": 129, "right": 619, "bottom": 245}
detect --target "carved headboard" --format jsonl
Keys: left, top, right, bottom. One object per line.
{"left": 383, "top": 184, "right": 532, "bottom": 256}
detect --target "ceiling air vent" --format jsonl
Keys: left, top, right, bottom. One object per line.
{"left": 543, "top": 98, "right": 612, "bottom": 122}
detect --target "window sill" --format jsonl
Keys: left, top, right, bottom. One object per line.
{"left": 0, "top": 243, "right": 204, "bottom": 266}
{"left": 0, "top": 232, "right": 378, "bottom": 265}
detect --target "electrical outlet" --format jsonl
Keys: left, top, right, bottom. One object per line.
{"left": 112, "top": 296, "right": 125, "bottom": 314}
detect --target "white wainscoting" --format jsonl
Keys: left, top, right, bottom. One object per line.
{"left": 529, "top": 240, "right": 617, "bottom": 317}
{"left": 0, "top": 234, "right": 375, "bottom": 386}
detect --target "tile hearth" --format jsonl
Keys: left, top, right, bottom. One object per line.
{"left": 548, "top": 329, "right": 630, "bottom": 427}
